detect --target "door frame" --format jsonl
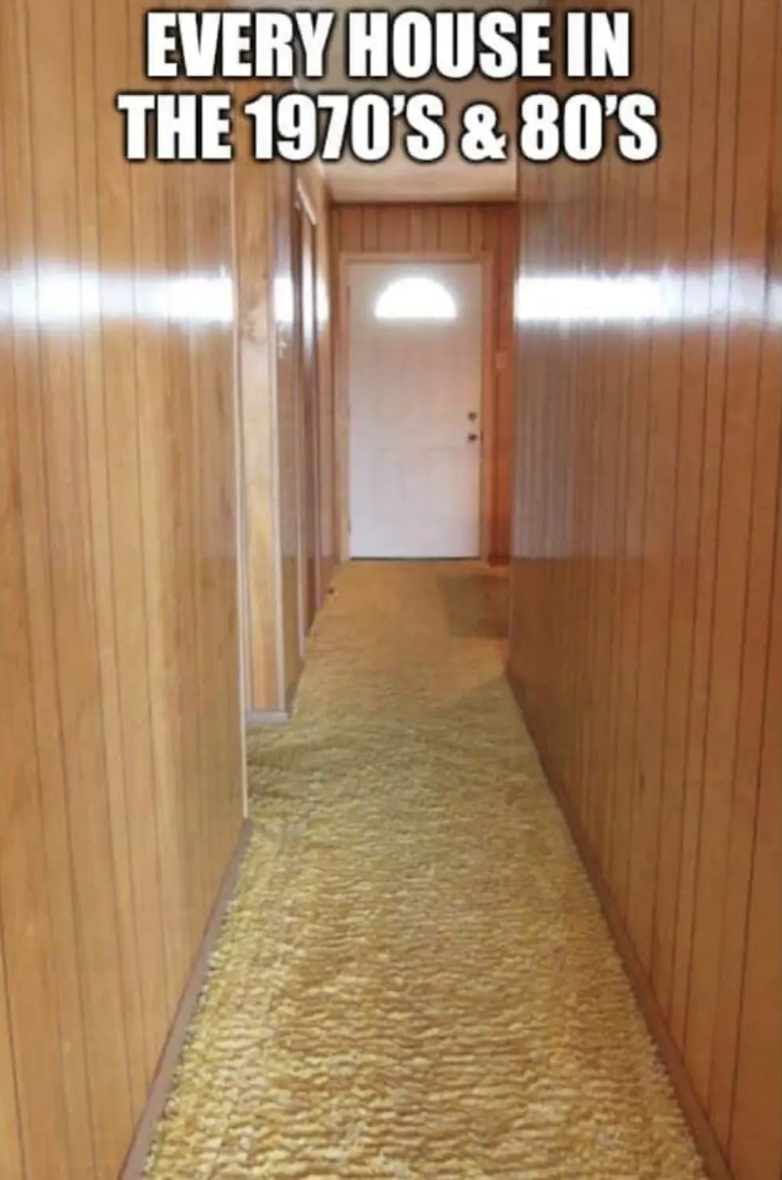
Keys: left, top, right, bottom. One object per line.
{"left": 293, "top": 178, "right": 323, "bottom": 651}
{"left": 335, "top": 251, "right": 497, "bottom": 564}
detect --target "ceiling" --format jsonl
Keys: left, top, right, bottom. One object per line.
{"left": 252, "top": 0, "right": 520, "bottom": 203}
{"left": 315, "top": 74, "right": 517, "bottom": 204}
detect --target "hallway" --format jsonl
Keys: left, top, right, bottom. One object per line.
{"left": 146, "top": 563, "right": 703, "bottom": 1180}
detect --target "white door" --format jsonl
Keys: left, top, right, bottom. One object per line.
{"left": 348, "top": 261, "right": 484, "bottom": 559}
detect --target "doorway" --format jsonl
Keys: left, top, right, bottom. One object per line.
{"left": 347, "top": 261, "right": 484, "bottom": 560}
{"left": 293, "top": 185, "right": 322, "bottom": 642}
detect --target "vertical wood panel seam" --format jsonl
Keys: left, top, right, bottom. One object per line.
{"left": 67, "top": 2, "right": 133, "bottom": 1166}
{"left": 713, "top": 49, "right": 782, "bottom": 1107}
{"left": 647, "top": 0, "right": 699, "bottom": 990}
{"left": 0, "top": 20, "right": 72, "bottom": 1158}
{"left": 658, "top": 0, "right": 724, "bottom": 1020}
{"left": 681, "top": 2, "right": 745, "bottom": 1059}
{"left": 0, "top": 911, "right": 26, "bottom": 1180}
{"left": 618, "top": 0, "right": 663, "bottom": 923}
{"left": 0, "top": 54, "right": 29, "bottom": 1165}
{"left": 724, "top": 458, "right": 781, "bottom": 1157}
{"left": 669, "top": 0, "right": 732, "bottom": 1042}
{"left": 90, "top": 0, "right": 149, "bottom": 1120}
{"left": 122, "top": 0, "right": 174, "bottom": 1024}
{"left": 26, "top": 0, "right": 129, "bottom": 1163}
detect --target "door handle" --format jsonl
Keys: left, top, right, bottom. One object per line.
{"left": 467, "top": 433, "right": 479, "bottom": 442}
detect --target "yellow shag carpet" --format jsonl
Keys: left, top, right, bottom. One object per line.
{"left": 146, "top": 562, "right": 704, "bottom": 1180}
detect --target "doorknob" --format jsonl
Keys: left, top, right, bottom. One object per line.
{"left": 467, "top": 411, "right": 478, "bottom": 421}
{"left": 468, "top": 433, "right": 479, "bottom": 442}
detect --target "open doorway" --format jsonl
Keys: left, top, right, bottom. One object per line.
{"left": 346, "top": 260, "right": 485, "bottom": 560}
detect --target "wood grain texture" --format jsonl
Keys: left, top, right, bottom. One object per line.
{"left": 234, "top": 124, "right": 335, "bottom": 715}
{"left": 0, "top": 2, "right": 245, "bottom": 1177}
{"left": 120, "top": 821, "right": 251, "bottom": 1180}
{"left": 302, "top": 164, "right": 337, "bottom": 601}
{"left": 294, "top": 198, "right": 322, "bottom": 633}
{"left": 235, "top": 94, "right": 286, "bottom": 714}
{"left": 297, "top": 163, "right": 336, "bottom": 629}
{"left": 508, "top": 4, "right": 781, "bottom": 1180}
{"left": 331, "top": 203, "right": 517, "bottom": 564}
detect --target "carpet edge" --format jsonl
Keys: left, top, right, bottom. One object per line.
{"left": 119, "top": 818, "right": 252, "bottom": 1180}
{"left": 506, "top": 667, "right": 733, "bottom": 1180}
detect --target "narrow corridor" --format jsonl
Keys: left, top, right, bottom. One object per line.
{"left": 146, "top": 563, "right": 703, "bottom": 1180}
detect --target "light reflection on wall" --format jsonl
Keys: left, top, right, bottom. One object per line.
{"left": 516, "top": 273, "right": 663, "bottom": 323}
{"left": 316, "top": 277, "right": 329, "bottom": 326}
{"left": 0, "top": 266, "right": 235, "bottom": 326}
{"left": 0, "top": 267, "right": 326, "bottom": 332}
{"left": 273, "top": 274, "right": 295, "bottom": 326}
{"left": 271, "top": 275, "right": 329, "bottom": 327}
{"left": 515, "top": 267, "right": 779, "bottom": 325}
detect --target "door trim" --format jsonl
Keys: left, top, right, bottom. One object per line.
{"left": 293, "top": 179, "right": 323, "bottom": 649}
{"left": 335, "top": 251, "right": 497, "bottom": 564}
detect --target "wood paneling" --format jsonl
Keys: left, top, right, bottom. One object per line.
{"left": 301, "top": 163, "right": 337, "bottom": 599}
{"left": 508, "top": 4, "right": 781, "bottom": 1180}
{"left": 295, "top": 197, "right": 323, "bottom": 631}
{"left": 0, "top": 2, "right": 246, "bottom": 1178}
{"left": 296, "top": 163, "right": 336, "bottom": 623}
{"left": 273, "top": 160, "right": 305, "bottom": 700}
{"left": 234, "top": 124, "right": 335, "bottom": 715}
{"left": 331, "top": 202, "right": 516, "bottom": 563}
{"left": 235, "top": 105, "right": 287, "bottom": 714}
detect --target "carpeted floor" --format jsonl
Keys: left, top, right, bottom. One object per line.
{"left": 146, "top": 561, "right": 704, "bottom": 1180}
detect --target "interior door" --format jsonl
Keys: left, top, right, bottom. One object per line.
{"left": 348, "top": 261, "right": 484, "bottom": 559}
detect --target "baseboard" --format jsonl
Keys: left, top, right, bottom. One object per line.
{"left": 507, "top": 670, "right": 733, "bottom": 1180}
{"left": 119, "top": 819, "right": 251, "bottom": 1180}
{"left": 244, "top": 664, "right": 301, "bottom": 731}
{"left": 246, "top": 708, "right": 290, "bottom": 727}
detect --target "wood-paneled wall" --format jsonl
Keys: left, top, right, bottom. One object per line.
{"left": 235, "top": 134, "right": 293, "bottom": 716}
{"left": 509, "top": 4, "right": 781, "bottom": 1180}
{"left": 0, "top": 2, "right": 246, "bottom": 1178}
{"left": 307, "top": 166, "right": 337, "bottom": 595}
{"left": 235, "top": 113, "right": 335, "bottom": 716}
{"left": 331, "top": 202, "right": 516, "bottom": 563}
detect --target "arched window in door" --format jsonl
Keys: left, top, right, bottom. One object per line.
{"left": 374, "top": 276, "right": 458, "bottom": 321}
